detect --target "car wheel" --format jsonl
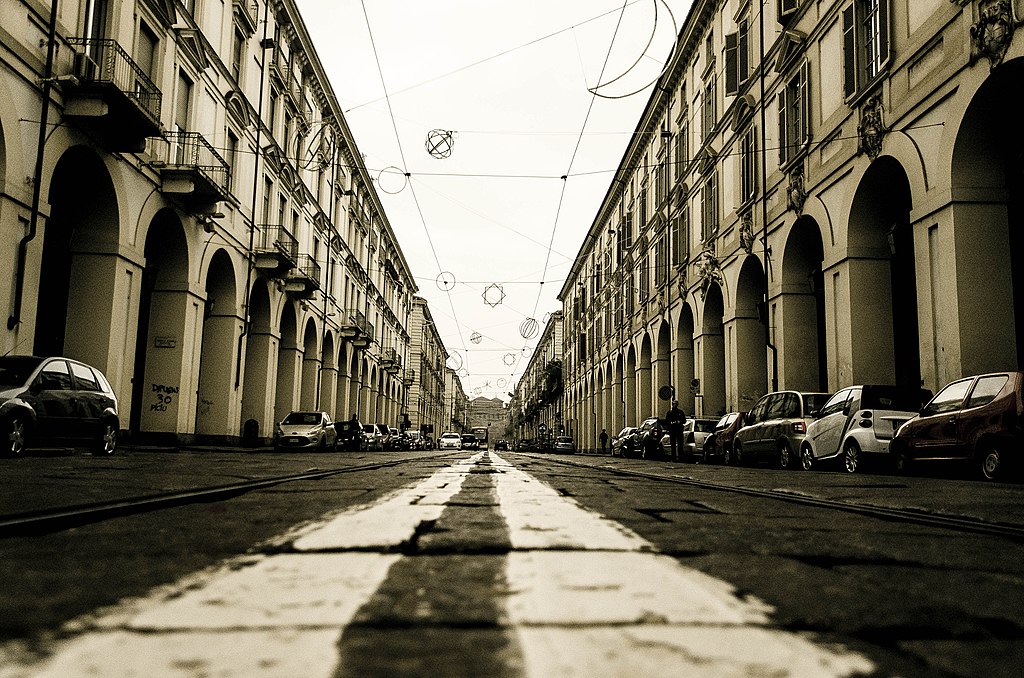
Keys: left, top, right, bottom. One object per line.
{"left": 800, "top": 445, "right": 813, "bottom": 471}
{"left": 892, "top": 448, "right": 910, "bottom": 474}
{"left": 977, "top": 442, "right": 1001, "bottom": 481}
{"left": 842, "top": 440, "right": 860, "bottom": 473}
{"left": 777, "top": 441, "right": 793, "bottom": 469}
{"left": 94, "top": 420, "right": 118, "bottom": 456}
{"left": 3, "top": 414, "right": 28, "bottom": 458}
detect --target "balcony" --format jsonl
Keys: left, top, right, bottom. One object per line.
{"left": 63, "top": 38, "right": 162, "bottom": 152}
{"left": 340, "top": 309, "right": 373, "bottom": 349}
{"left": 381, "top": 347, "right": 402, "bottom": 373}
{"left": 282, "top": 254, "right": 321, "bottom": 298}
{"left": 253, "top": 224, "right": 298, "bottom": 276}
{"left": 149, "top": 131, "right": 231, "bottom": 210}
{"left": 402, "top": 368, "right": 416, "bottom": 386}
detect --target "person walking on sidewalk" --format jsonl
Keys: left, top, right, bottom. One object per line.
{"left": 599, "top": 428, "right": 609, "bottom": 454}
{"left": 665, "top": 400, "right": 687, "bottom": 461}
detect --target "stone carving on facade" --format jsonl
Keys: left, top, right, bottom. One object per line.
{"left": 857, "top": 94, "right": 886, "bottom": 159}
{"left": 739, "top": 211, "right": 756, "bottom": 253}
{"left": 786, "top": 165, "right": 806, "bottom": 214}
{"left": 695, "top": 247, "right": 723, "bottom": 299}
{"left": 970, "top": 0, "right": 1015, "bottom": 69}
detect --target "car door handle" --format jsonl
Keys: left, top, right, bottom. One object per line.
{"left": 948, "top": 417, "right": 956, "bottom": 424}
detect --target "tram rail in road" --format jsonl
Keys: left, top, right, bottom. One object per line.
{"left": 512, "top": 452, "right": 1024, "bottom": 542}
{"left": 0, "top": 452, "right": 463, "bottom": 538}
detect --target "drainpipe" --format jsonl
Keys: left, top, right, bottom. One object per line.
{"left": 9, "top": 0, "right": 59, "bottom": 331}
{"left": 759, "top": 0, "right": 779, "bottom": 392}
{"left": 235, "top": 0, "right": 271, "bottom": 388}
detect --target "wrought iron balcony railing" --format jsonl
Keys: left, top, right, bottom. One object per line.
{"left": 65, "top": 38, "right": 162, "bottom": 126}
{"left": 255, "top": 224, "right": 299, "bottom": 261}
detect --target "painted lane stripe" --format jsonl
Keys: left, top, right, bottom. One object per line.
{"left": 489, "top": 453, "right": 875, "bottom": 678}
{"left": 6, "top": 455, "right": 482, "bottom": 678}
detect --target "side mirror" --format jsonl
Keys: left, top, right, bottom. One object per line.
{"left": 811, "top": 409, "right": 822, "bottom": 419}
{"left": 744, "top": 412, "right": 755, "bottom": 425}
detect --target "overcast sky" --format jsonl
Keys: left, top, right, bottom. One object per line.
{"left": 296, "top": 0, "right": 690, "bottom": 401}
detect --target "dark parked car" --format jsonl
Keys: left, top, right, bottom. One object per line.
{"left": 494, "top": 439, "right": 509, "bottom": 451}
{"left": 334, "top": 418, "right": 365, "bottom": 451}
{"left": 703, "top": 412, "right": 745, "bottom": 464}
{"left": 891, "top": 371, "right": 1024, "bottom": 480}
{"left": 734, "top": 391, "right": 830, "bottom": 468}
{"left": 611, "top": 426, "right": 638, "bottom": 457}
{"left": 0, "top": 355, "right": 119, "bottom": 457}
{"left": 274, "top": 411, "right": 337, "bottom": 451}
{"left": 635, "top": 417, "right": 668, "bottom": 460}
{"left": 461, "top": 434, "right": 479, "bottom": 450}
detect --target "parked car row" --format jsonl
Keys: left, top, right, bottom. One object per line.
{"left": 612, "top": 371, "right": 1023, "bottom": 481}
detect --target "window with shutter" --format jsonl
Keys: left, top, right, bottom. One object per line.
{"left": 842, "top": 0, "right": 891, "bottom": 99}
{"left": 725, "top": 32, "right": 738, "bottom": 96}
{"left": 778, "top": 0, "right": 800, "bottom": 23}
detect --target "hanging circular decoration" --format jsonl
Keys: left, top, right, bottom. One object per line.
{"left": 458, "top": 368, "right": 469, "bottom": 378}
{"left": 377, "top": 165, "right": 409, "bottom": 195}
{"left": 521, "top": 347, "right": 532, "bottom": 357}
{"left": 298, "top": 119, "right": 336, "bottom": 171}
{"left": 470, "top": 332, "right": 483, "bottom": 344}
{"left": 473, "top": 387, "right": 482, "bottom": 395}
{"left": 425, "top": 129, "right": 455, "bottom": 159}
{"left": 503, "top": 353, "right": 517, "bottom": 366}
{"left": 497, "top": 378, "right": 507, "bottom": 388}
{"left": 588, "top": 0, "right": 679, "bottom": 100}
{"left": 519, "top": 317, "right": 539, "bottom": 339}
{"left": 482, "top": 283, "right": 506, "bottom": 307}
{"left": 435, "top": 271, "right": 456, "bottom": 291}
{"left": 445, "top": 351, "right": 463, "bottom": 371}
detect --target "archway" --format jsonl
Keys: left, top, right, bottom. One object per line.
{"left": 846, "top": 156, "right": 919, "bottom": 388}
{"left": 948, "top": 57, "right": 1023, "bottom": 373}
{"left": 37, "top": 146, "right": 119, "bottom": 362}
{"left": 675, "top": 304, "right": 696, "bottom": 415}
{"left": 322, "top": 332, "right": 338, "bottom": 418}
{"left": 654, "top": 320, "right": 671, "bottom": 408}
{"left": 300, "top": 318, "right": 319, "bottom": 410}
{"left": 624, "top": 344, "right": 637, "bottom": 425}
{"left": 734, "top": 256, "right": 768, "bottom": 410}
{"left": 195, "top": 249, "right": 238, "bottom": 437}
{"left": 779, "top": 216, "right": 826, "bottom": 391}
{"left": 274, "top": 302, "right": 299, "bottom": 423}
{"left": 699, "top": 284, "right": 726, "bottom": 417}
{"left": 129, "top": 208, "right": 190, "bottom": 438}
{"left": 241, "top": 281, "right": 273, "bottom": 438}
{"left": 638, "top": 334, "right": 653, "bottom": 418}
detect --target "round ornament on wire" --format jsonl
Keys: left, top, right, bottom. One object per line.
{"left": 425, "top": 129, "right": 455, "bottom": 159}
{"left": 377, "top": 166, "right": 409, "bottom": 195}
{"left": 435, "top": 271, "right": 456, "bottom": 291}
{"left": 458, "top": 368, "right": 469, "bottom": 378}
{"left": 520, "top": 317, "right": 539, "bottom": 339}
{"left": 497, "top": 378, "right": 507, "bottom": 388}
{"left": 503, "top": 353, "right": 517, "bottom": 366}
{"left": 445, "top": 351, "right": 463, "bottom": 371}
{"left": 521, "top": 347, "right": 532, "bottom": 357}
{"left": 470, "top": 332, "right": 482, "bottom": 344}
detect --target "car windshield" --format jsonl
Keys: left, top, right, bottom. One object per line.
{"left": 694, "top": 420, "right": 717, "bottom": 433}
{"left": 802, "top": 393, "right": 830, "bottom": 414}
{"left": 441, "top": 433, "right": 460, "bottom": 440}
{"left": 283, "top": 412, "right": 322, "bottom": 425}
{"left": 0, "top": 356, "right": 43, "bottom": 388}
{"left": 556, "top": 437, "right": 572, "bottom": 443}
{"left": 861, "top": 385, "right": 931, "bottom": 411}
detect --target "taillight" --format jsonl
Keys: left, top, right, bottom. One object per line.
{"left": 857, "top": 410, "right": 873, "bottom": 428}
{"left": 791, "top": 421, "right": 806, "bottom": 434}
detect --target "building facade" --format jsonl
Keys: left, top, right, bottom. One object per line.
{"left": 559, "top": 0, "right": 1023, "bottom": 453}
{"left": 467, "top": 396, "right": 507, "bottom": 439}
{"left": 1, "top": 0, "right": 424, "bottom": 443}
{"left": 406, "top": 296, "right": 445, "bottom": 438}
{"left": 508, "top": 311, "right": 563, "bottom": 443}
{"left": 443, "top": 367, "right": 469, "bottom": 434}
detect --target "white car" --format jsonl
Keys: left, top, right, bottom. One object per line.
{"left": 274, "top": 411, "right": 337, "bottom": 451}
{"left": 438, "top": 431, "right": 463, "bottom": 450}
{"left": 800, "top": 385, "right": 931, "bottom": 473}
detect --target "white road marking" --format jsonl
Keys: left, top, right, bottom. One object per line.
{"left": 2, "top": 452, "right": 874, "bottom": 677}
{"left": 489, "top": 453, "right": 874, "bottom": 677}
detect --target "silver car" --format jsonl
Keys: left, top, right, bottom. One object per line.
{"left": 274, "top": 411, "right": 337, "bottom": 451}
{"left": 438, "top": 431, "right": 463, "bottom": 450}
{"left": 733, "top": 391, "right": 830, "bottom": 468}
